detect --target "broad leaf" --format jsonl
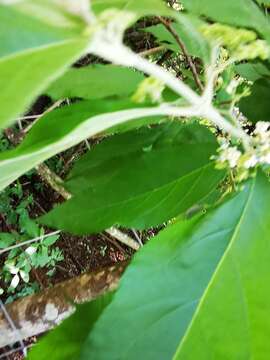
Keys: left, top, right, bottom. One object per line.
{"left": 92, "top": 0, "right": 171, "bottom": 17}
{"left": 0, "top": 39, "right": 88, "bottom": 129}
{"left": 0, "top": 2, "right": 89, "bottom": 129}
{"left": 80, "top": 171, "right": 270, "bottom": 359}
{"left": 0, "top": 4, "right": 84, "bottom": 58}
{"left": 239, "top": 78, "right": 270, "bottom": 122}
{"left": 40, "top": 123, "right": 223, "bottom": 233}
{"left": 0, "top": 100, "right": 165, "bottom": 191}
{"left": 235, "top": 62, "right": 270, "bottom": 81}
{"left": 47, "top": 65, "right": 144, "bottom": 100}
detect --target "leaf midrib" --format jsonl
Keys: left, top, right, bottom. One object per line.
{"left": 66, "top": 162, "right": 215, "bottom": 216}
{"left": 173, "top": 176, "right": 256, "bottom": 358}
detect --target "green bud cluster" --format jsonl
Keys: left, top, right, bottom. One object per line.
{"left": 201, "top": 23, "right": 270, "bottom": 61}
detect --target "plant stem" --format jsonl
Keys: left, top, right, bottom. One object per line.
{"left": 90, "top": 40, "right": 250, "bottom": 146}
{"left": 158, "top": 17, "right": 204, "bottom": 92}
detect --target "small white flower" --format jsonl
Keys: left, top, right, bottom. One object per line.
{"left": 10, "top": 274, "right": 20, "bottom": 289}
{"left": 260, "top": 152, "right": 270, "bottom": 164}
{"left": 255, "top": 121, "right": 270, "bottom": 134}
{"left": 5, "top": 263, "right": 19, "bottom": 275}
{"left": 25, "top": 246, "right": 37, "bottom": 256}
{"left": 19, "top": 270, "right": 29, "bottom": 283}
{"left": 226, "top": 79, "right": 240, "bottom": 95}
{"left": 254, "top": 121, "right": 270, "bottom": 142}
{"left": 243, "top": 154, "right": 258, "bottom": 169}
{"left": 220, "top": 146, "right": 242, "bottom": 168}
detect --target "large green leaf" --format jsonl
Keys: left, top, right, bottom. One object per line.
{"left": 92, "top": 0, "right": 171, "bottom": 17}
{"left": 46, "top": 65, "right": 144, "bottom": 100}
{"left": 181, "top": 0, "right": 270, "bottom": 43}
{"left": 0, "top": 2, "right": 89, "bottom": 129}
{"left": 40, "top": 123, "right": 223, "bottom": 234}
{"left": 174, "top": 171, "right": 270, "bottom": 359}
{"left": 0, "top": 4, "right": 84, "bottom": 58}
{"left": 28, "top": 293, "right": 113, "bottom": 360}
{"left": 0, "top": 39, "right": 88, "bottom": 129}
{"left": 0, "top": 100, "right": 165, "bottom": 191}
{"left": 239, "top": 78, "right": 270, "bottom": 122}
{"left": 235, "top": 62, "right": 270, "bottom": 81}
{"left": 80, "top": 171, "right": 270, "bottom": 359}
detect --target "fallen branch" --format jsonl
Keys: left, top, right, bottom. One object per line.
{"left": 0, "top": 262, "right": 128, "bottom": 348}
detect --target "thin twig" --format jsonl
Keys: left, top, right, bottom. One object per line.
{"left": 106, "top": 228, "right": 140, "bottom": 251}
{"left": 139, "top": 46, "right": 165, "bottom": 57}
{"left": 0, "top": 231, "right": 61, "bottom": 255}
{"left": 23, "top": 99, "right": 64, "bottom": 133}
{"left": 131, "top": 229, "right": 143, "bottom": 247}
{"left": 158, "top": 17, "right": 204, "bottom": 92}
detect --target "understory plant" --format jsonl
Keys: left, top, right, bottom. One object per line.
{"left": 0, "top": 182, "right": 62, "bottom": 301}
{"left": 0, "top": 0, "right": 270, "bottom": 358}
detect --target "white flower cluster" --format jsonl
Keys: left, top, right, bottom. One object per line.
{"left": 171, "top": 1, "right": 183, "bottom": 11}
{"left": 214, "top": 121, "right": 270, "bottom": 181}
{"left": 217, "top": 142, "right": 242, "bottom": 168}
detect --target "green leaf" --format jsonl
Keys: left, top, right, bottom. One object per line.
{"left": 0, "top": 100, "right": 165, "bottom": 191}
{"left": 235, "top": 62, "right": 270, "bottom": 81}
{"left": 92, "top": 0, "right": 171, "bottom": 17}
{"left": 19, "top": 214, "right": 40, "bottom": 238}
{"left": 42, "top": 234, "right": 59, "bottom": 247}
{"left": 146, "top": 15, "right": 210, "bottom": 62}
{"left": 0, "top": 1, "right": 90, "bottom": 129}
{"left": 0, "top": 4, "right": 84, "bottom": 58}
{"left": 80, "top": 171, "right": 270, "bottom": 359}
{"left": 28, "top": 293, "right": 113, "bottom": 360}
{"left": 239, "top": 78, "right": 270, "bottom": 122}
{"left": 181, "top": 0, "right": 270, "bottom": 43}
{"left": 174, "top": 171, "right": 270, "bottom": 359}
{"left": 36, "top": 246, "right": 50, "bottom": 267}
{"left": 0, "top": 233, "right": 16, "bottom": 249}
{"left": 39, "top": 123, "right": 223, "bottom": 234}
{"left": 47, "top": 65, "right": 144, "bottom": 100}
{"left": 0, "top": 39, "right": 88, "bottom": 129}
